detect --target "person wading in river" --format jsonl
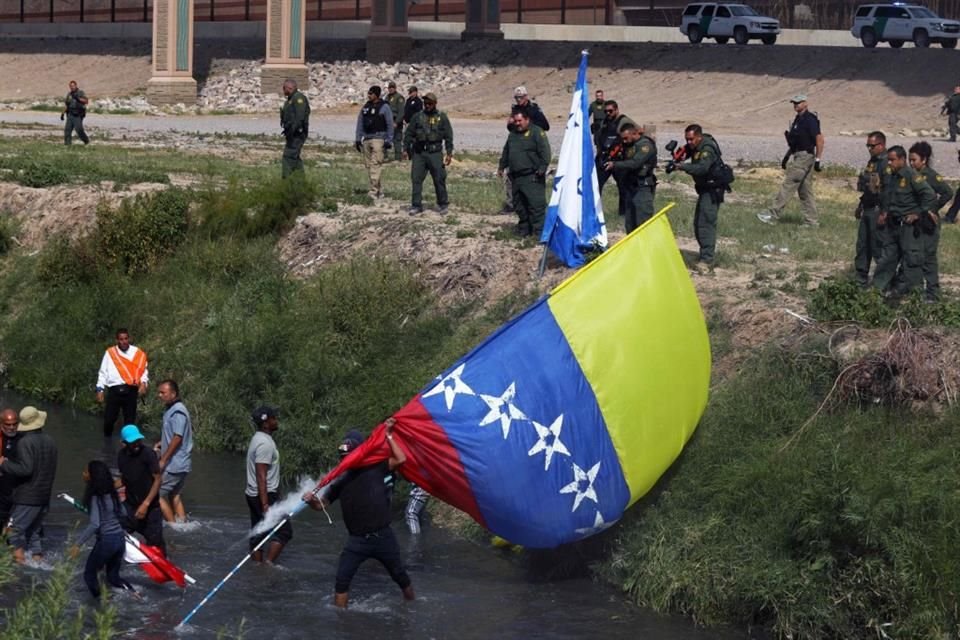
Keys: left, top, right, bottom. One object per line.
{"left": 245, "top": 405, "right": 291, "bottom": 563}
{"left": 304, "top": 417, "right": 415, "bottom": 608}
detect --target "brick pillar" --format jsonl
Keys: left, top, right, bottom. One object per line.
{"left": 261, "top": 0, "right": 310, "bottom": 93}
{"left": 366, "top": 0, "right": 413, "bottom": 63}
{"left": 147, "top": 0, "right": 197, "bottom": 105}
{"left": 462, "top": 0, "right": 504, "bottom": 40}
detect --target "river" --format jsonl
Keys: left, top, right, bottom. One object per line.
{"left": 0, "top": 390, "right": 742, "bottom": 639}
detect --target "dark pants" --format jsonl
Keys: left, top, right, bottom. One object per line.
{"left": 83, "top": 532, "right": 131, "bottom": 598}
{"left": 923, "top": 217, "right": 941, "bottom": 301}
{"left": 596, "top": 156, "right": 613, "bottom": 194}
{"left": 854, "top": 206, "right": 883, "bottom": 286}
{"left": 335, "top": 526, "right": 411, "bottom": 594}
{"left": 411, "top": 151, "right": 448, "bottom": 208}
{"left": 124, "top": 501, "right": 165, "bottom": 555}
{"left": 512, "top": 174, "right": 547, "bottom": 237}
{"left": 950, "top": 112, "right": 958, "bottom": 142}
{"left": 945, "top": 191, "right": 960, "bottom": 223}
{"left": 624, "top": 185, "right": 656, "bottom": 235}
{"left": 245, "top": 492, "right": 292, "bottom": 551}
{"left": 104, "top": 385, "right": 138, "bottom": 438}
{"left": 693, "top": 190, "right": 720, "bottom": 263}
{"left": 65, "top": 113, "right": 89, "bottom": 145}
{"left": 282, "top": 134, "right": 306, "bottom": 178}
{"left": 392, "top": 125, "right": 404, "bottom": 161}
{"left": 0, "top": 493, "right": 12, "bottom": 532}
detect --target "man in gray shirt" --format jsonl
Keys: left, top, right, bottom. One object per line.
{"left": 156, "top": 379, "right": 192, "bottom": 523}
{"left": 245, "top": 405, "right": 291, "bottom": 563}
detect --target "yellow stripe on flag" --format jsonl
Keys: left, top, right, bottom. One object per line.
{"left": 547, "top": 206, "right": 710, "bottom": 504}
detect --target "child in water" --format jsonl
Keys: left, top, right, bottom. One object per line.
{"left": 71, "top": 460, "right": 135, "bottom": 599}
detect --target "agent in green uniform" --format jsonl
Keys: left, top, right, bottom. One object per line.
{"left": 403, "top": 92, "right": 453, "bottom": 215}
{"left": 280, "top": 79, "right": 311, "bottom": 178}
{"left": 909, "top": 141, "right": 953, "bottom": 301}
{"left": 605, "top": 123, "right": 657, "bottom": 234}
{"left": 941, "top": 86, "right": 960, "bottom": 143}
{"left": 498, "top": 108, "right": 551, "bottom": 238}
{"left": 62, "top": 80, "right": 89, "bottom": 146}
{"left": 873, "top": 145, "right": 938, "bottom": 296}
{"left": 854, "top": 131, "right": 893, "bottom": 287}
{"left": 676, "top": 124, "right": 724, "bottom": 264}
{"left": 386, "top": 81, "right": 406, "bottom": 162}
{"left": 588, "top": 89, "right": 605, "bottom": 137}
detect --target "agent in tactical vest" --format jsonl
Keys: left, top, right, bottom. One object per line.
{"left": 605, "top": 123, "right": 658, "bottom": 234}
{"left": 355, "top": 85, "right": 395, "bottom": 200}
{"left": 403, "top": 92, "right": 454, "bottom": 215}
{"left": 62, "top": 80, "right": 90, "bottom": 146}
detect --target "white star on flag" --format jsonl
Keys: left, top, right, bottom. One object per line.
{"left": 527, "top": 415, "right": 570, "bottom": 471}
{"left": 478, "top": 382, "right": 527, "bottom": 439}
{"left": 574, "top": 510, "right": 616, "bottom": 537}
{"left": 559, "top": 461, "right": 601, "bottom": 512}
{"left": 422, "top": 363, "right": 475, "bottom": 411}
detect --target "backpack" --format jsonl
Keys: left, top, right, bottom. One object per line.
{"left": 705, "top": 146, "right": 735, "bottom": 192}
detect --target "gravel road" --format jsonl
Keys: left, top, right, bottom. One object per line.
{"left": 4, "top": 110, "right": 960, "bottom": 178}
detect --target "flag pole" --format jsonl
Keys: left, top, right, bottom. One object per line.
{"left": 537, "top": 242, "right": 550, "bottom": 279}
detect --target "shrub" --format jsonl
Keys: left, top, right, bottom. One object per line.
{"left": 807, "top": 277, "right": 891, "bottom": 326}
{"left": 195, "top": 174, "right": 317, "bottom": 239}
{"left": 16, "top": 157, "right": 69, "bottom": 188}
{"left": 96, "top": 189, "right": 190, "bottom": 274}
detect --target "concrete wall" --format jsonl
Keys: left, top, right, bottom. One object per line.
{"left": 0, "top": 20, "right": 860, "bottom": 46}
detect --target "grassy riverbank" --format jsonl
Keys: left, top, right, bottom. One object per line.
{"left": 2, "top": 130, "right": 960, "bottom": 638}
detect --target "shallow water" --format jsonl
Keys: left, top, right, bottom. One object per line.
{"left": 0, "top": 390, "right": 743, "bottom": 639}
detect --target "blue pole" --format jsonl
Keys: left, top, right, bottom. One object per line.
{"left": 176, "top": 500, "right": 311, "bottom": 630}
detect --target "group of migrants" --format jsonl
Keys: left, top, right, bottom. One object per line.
{"left": 1, "top": 326, "right": 429, "bottom": 607}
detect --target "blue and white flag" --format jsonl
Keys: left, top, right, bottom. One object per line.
{"left": 539, "top": 50, "right": 607, "bottom": 267}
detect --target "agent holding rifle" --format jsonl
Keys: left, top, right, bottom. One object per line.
{"left": 593, "top": 100, "right": 635, "bottom": 195}
{"left": 669, "top": 124, "right": 726, "bottom": 266}
{"left": 62, "top": 80, "right": 90, "bottom": 146}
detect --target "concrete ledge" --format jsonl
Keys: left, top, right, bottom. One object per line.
{"left": 0, "top": 20, "right": 863, "bottom": 48}
{"left": 261, "top": 64, "right": 309, "bottom": 93}
{"left": 146, "top": 77, "right": 197, "bottom": 105}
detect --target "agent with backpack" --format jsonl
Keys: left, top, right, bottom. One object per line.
{"left": 674, "top": 124, "right": 733, "bottom": 266}
{"left": 62, "top": 80, "right": 90, "bottom": 146}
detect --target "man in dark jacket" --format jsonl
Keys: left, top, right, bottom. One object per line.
{"left": 0, "top": 406, "right": 58, "bottom": 564}
{"left": 305, "top": 418, "right": 414, "bottom": 608}
{"left": 0, "top": 408, "right": 20, "bottom": 529}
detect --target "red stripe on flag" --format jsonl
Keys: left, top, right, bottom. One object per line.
{"left": 137, "top": 543, "right": 187, "bottom": 588}
{"left": 318, "top": 396, "right": 485, "bottom": 527}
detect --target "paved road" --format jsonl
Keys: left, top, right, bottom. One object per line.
{"left": 3, "top": 110, "right": 960, "bottom": 177}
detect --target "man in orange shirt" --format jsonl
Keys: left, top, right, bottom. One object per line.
{"left": 95, "top": 328, "right": 149, "bottom": 438}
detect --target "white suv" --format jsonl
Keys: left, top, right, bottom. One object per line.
{"left": 851, "top": 3, "right": 960, "bottom": 48}
{"left": 680, "top": 3, "right": 780, "bottom": 45}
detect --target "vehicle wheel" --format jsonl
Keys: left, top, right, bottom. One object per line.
{"left": 734, "top": 26, "right": 749, "bottom": 45}
{"left": 761, "top": 35, "right": 777, "bottom": 45}
{"left": 715, "top": 36, "right": 729, "bottom": 44}
{"left": 889, "top": 39, "right": 904, "bottom": 48}
{"left": 914, "top": 29, "right": 930, "bottom": 48}
{"left": 688, "top": 25, "right": 703, "bottom": 44}
{"left": 861, "top": 28, "right": 877, "bottom": 48}
{"left": 942, "top": 39, "right": 958, "bottom": 49}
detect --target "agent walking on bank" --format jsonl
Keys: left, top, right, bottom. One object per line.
{"left": 96, "top": 328, "right": 148, "bottom": 439}
{"left": 941, "top": 85, "right": 960, "bottom": 143}
{"left": 305, "top": 418, "right": 415, "bottom": 608}
{"left": 675, "top": 124, "right": 726, "bottom": 265}
{"left": 280, "top": 79, "right": 311, "bottom": 178}
{"left": 386, "top": 81, "right": 406, "bottom": 162}
{"left": 757, "top": 94, "right": 823, "bottom": 227}
{"left": 62, "top": 80, "right": 89, "bottom": 145}
{"left": 404, "top": 92, "right": 453, "bottom": 215}
{"left": 355, "top": 86, "right": 395, "bottom": 200}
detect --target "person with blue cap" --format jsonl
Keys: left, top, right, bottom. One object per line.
{"left": 117, "top": 423, "right": 165, "bottom": 554}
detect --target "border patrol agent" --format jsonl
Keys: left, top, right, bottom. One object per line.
{"left": 403, "top": 92, "right": 453, "bottom": 215}
{"left": 594, "top": 100, "right": 636, "bottom": 194}
{"left": 758, "top": 94, "right": 823, "bottom": 226}
{"left": 62, "top": 80, "right": 90, "bottom": 146}
{"left": 386, "top": 81, "right": 406, "bottom": 162}
{"left": 941, "top": 86, "right": 960, "bottom": 143}
{"left": 498, "top": 108, "right": 551, "bottom": 237}
{"left": 908, "top": 141, "right": 953, "bottom": 301}
{"left": 355, "top": 86, "right": 395, "bottom": 200}
{"left": 605, "top": 122, "right": 657, "bottom": 234}
{"left": 676, "top": 124, "right": 724, "bottom": 265}
{"left": 280, "top": 79, "right": 310, "bottom": 178}
{"left": 854, "top": 131, "right": 893, "bottom": 287}
{"left": 872, "top": 145, "right": 938, "bottom": 296}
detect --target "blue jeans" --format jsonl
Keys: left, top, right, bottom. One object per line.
{"left": 84, "top": 532, "right": 131, "bottom": 597}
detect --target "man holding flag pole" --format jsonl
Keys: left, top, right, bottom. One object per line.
{"left": 539, "top": 50, "right": 608, "bottom": 272}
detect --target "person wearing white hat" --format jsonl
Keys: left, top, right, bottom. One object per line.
{"left": 0, "top": 406, "right": 58, "bottom": 563}
{"left": 757, "top": 94, "right": 824, "bottom": 227}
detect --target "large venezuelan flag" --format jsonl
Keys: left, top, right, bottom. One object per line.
{"left": 321, "top": 208, "right": 710, "bottom": 548}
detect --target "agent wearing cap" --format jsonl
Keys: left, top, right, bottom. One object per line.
{"left": 245, "top": 405, "right": 292, "bottom": 563}
{"left": 355, "top": 85, "right": 395, "bottom": 200}
{"left": 501, "top": 86, "right": 550, "bottom": 216}
{"left": 757, "top": 94, "right": 824, "bottom": 227}
{"left": 386, "top": 81, "right": 406, "bottom": 162}
{"left": 117, "top": 424, "right": 165, "bottom": 554}
{"left": 403, "top": 92, "right": 454, "bottom": 215}
{"left": 305, "top": 417, "right": 415, "bottom": 608}
{"left": 0, "top": 406, "right": 58, "bottom": 564}
{"left": 403, "top": 85, "right": 423, "bottom": 128}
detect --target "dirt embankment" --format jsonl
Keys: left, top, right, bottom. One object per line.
{"left": 1, "top": 38, "right": 956, "bottom": 135}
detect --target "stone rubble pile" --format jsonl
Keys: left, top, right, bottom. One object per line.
{"left": 0, "top": 58, "right": 492, "bottom": 115}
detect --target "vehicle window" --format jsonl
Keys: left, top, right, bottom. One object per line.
{"left": 855, "top": 6, "right": 872, "bottom": 18}
{"left": 875, "top": 7, "right": 898, "bottom": 18}
{"left": 716, "top": 6, "right": 730, "bottom": 17}
{"left": 683, "top": 4, "right": 702, "bottom": 16}
{"left": 896, "top": 8, "right": 910, "bottom": 18}
{"left": 701, "top": 5, "right": 714, "bottom": 17}
{"left": 729, "top": 5, "right": 758, "bottom": 16}
{"left": 909, "top": 8, "right": 937, "bottom": 19}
